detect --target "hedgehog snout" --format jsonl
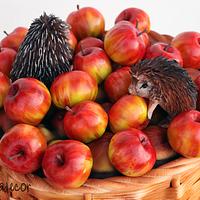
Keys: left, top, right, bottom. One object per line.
{"left": 128, "top": 83, "right": 137, "bottom": 95}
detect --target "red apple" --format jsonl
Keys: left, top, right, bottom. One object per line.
{"left": 109, "top": 95, "right": 148, "bottom": 133}
{"left": 168, "top": 110, "right": 200, "bottom": 157}
{"left": 171, "top": 31, "right": 200, "bottom": 69}
{"left": 0, "top": 72, "right": 10, "bottom": 108}
{"left": 67, "top": 30, "right": 77, "bottom": 51}
{"left": 143, "top": 125, "right": 176, "bottom": 160}
{"left": 0, "top": 47, "right": 17, "bottom": 76}
{"left": 88, "top": 132, "right": 115, "bottom": 173}
{"left": 64, "top": 101, "right": 108, "bottom": 143}
{"left": 185, "top": 68, "right": 200, "bottom": 82}
{"left": 108, "top": 128, "right": 156, "bottom": 177}
{"left": 50, "top": 71, "right": 98, "bottom": 108}
{"left": 104, "top": 66, "right": 131, "bottom": 102}
{"left": 74, "top": 47, "right": 112, "bottom": 84}
{"left": 0, "top": 110, "right": 15, "bottom": 132}
{"left": 145, "top": 42, "right": 183, "bottom": 66}
{"left": 4, "top": 78, "right": 51, "bottom": 125}
{"left": 104, "top": 21, "right": 147, "bottom": 65}
{"left": 75, "top": 37, "right": 104, "bottom": 54}
{"left": 0, "top": 124, "right": 47, "bottom": 174}
{"left": 115, "top": 7, "right": 150, "bottom": 33}
{"left": 66, "top": 5, "right": 105, "bottom": 40}
{"left": 1, "top": 27, "right": 28, "bottom": 51}
{"left": 42, "top": 140, "right": 93, "bottom": 189}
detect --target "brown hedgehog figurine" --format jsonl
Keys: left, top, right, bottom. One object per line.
{"left": 128, "top": 57, "right": 197, "bottom": 120}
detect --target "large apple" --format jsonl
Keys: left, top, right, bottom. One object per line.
{"left": 64, "top": 101, "right": 108, "bottom": 143}
{"left": 75, "top": 37, "right": 103, "bottom": 54}
{"left": 145, "top": 42, "right": 183, "bottom": 66}
{"left": 0, "top": 47, "right": 17, "bottom": 76}
{"left": 0, "top": 124, "right": 47, "bottom": 174}
{"left": 66, "top": 6, "right": 105, "bottom": 40}
{"left": 4, "top": 78, "right": 51, "bottom": 125}
{"left": 108, "top": 128, "right": 156, "bottom": 177}
{"left": 168, "top": 110, "right": 200, "bottom": 157}
{"left": 104, "top": 21, "right": 147, "bottom": 65}
{"left": 104, "top": 66, "right": 131, "bottom": 102}
{"left": 88, "top": 132, "right": 115, "bottom": 173}
{"left": 0, "top": 72, "right": 10, "bottom": 108}
{"left": 51, "top": 71, "right": 98, "bottom": 108}
{"left": 171, "top": 31, "right": 200, "bottom": 69}
{"left": 42, "top": 140, "right": 93, "bottom": 189}
{"left": 73, "top": 47, "right": 112, "bottom": 84}
{"left": 115, "top": 7, "right": 150, "bottom": 33}
{"left": 1, "top": 27, "right": 28, "bottom": 51}
{"left": 108, "top": 95, "right": 148, "bottom": 133}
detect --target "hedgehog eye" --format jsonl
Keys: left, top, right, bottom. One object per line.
{"left": 140, "top": 82, "right": 148, "bottom": 89}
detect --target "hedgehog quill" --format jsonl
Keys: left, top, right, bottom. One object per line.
{"left": 128, "top": 57, "right": 197, "bottom": 120}
{"left": 10, "top": 13, "right": 72, "bottom": 87}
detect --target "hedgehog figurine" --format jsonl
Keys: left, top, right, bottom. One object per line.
{"left": 10, "top": 13, "right": 72, "bottom": 87}
{"left": 128, "top": 57, "right": 197, "bottom": 120}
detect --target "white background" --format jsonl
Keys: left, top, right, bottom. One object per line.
{"left": 0, "top": 0, "right": 199, "bottom": 40}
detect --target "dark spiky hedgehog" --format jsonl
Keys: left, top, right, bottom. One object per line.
{"left": 11, "top": 13, "right": 72, "bottom": 87}
{"left": 128, "top": 57, "right": 197, "bottom": 119}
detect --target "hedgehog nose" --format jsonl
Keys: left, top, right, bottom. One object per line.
{"left": 128, "top": 84, "right": 137, "bottom": 95}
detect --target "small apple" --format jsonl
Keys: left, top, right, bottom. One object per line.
{"left": 104, "top": 21, "right": 147, "bottom": 65}
{"left": 73, "top": 47, "right": 112, "bottom": 84}
{"left": 1, "top": 27, "right": 28, "bottom": 51}
{"left": 0, "top": 47, "right": 17, "bottom": 76}
{"left": 115, "top": 7, "right": 150, "bottom": 33}
{"left": 145, "top": 42, "right": 183, "bottom": 66}
{"left": 108, "top": 128, "right": 156, "bottom": 177}
{"left": 66, "top": 5, "right": 105, "bottom": 40}
{"left": 104, "top": 66, "right": 131, "bottom": 102}
{"left": 50, "top": 70, "right": 98, "bottom": 108}
{"left": 4, "top": 78, "right": 51, "bottom": 125}
{"left": 0, "top": 124, "right": 47, "bottom": 174}
{"left": 143, "top": 125, "right": 176, "bottom": 160}
{"left": 88, "top": 132, "right": 115, "bottom": 173}
{"left": 75, "top": 37, "right": 103, "bottom": 54}
{"left": 67, "top": 30, "right": 77, "bottom": 51}
{"left": 109, "top": 95, "right": 148, "bottom": 133}
{"left": 0, "top": 72, "right": 10, "bottom": 108}
{"left": 168, "top": 110, "right": 200, "bottom": 157}
{"left": 42, "top": 140, "right": 93, "bottom": 189}
{"left": 64, "top": 101, "right": 108, "bottom": 143}
{"left": 171, "top": 31, "right": 200, "bottom": 69}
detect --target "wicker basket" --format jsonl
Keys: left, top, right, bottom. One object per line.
{"left": 0, "top": 157, "right": 200, "bottom": 200}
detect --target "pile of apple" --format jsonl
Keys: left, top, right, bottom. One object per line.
{"left": 0, "top": 5, "right": 200, "bottom": 189}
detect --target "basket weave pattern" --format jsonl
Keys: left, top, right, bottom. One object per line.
{"left": 0, "top": 157, "right": 200, "bottom": 200}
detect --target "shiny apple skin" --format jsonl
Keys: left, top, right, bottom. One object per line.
{"left": 0, "top": 47, "right": 17, "bottom": 76}
{"left": 109, "top": 128, "right": 156, "bottom": 177}
{"left": 75, "top": 37, "right": 103, "bottom": 54}
{"left": 50, "top": 71, "right": 98, "bottom": 108}
{"left": 145, "top": 42, "right": 183, "bottom": 66}
{"left": 66, "top": 7, "right": 105, "bottom": 40}
{"left": 67, "top": 30, "right": 77, "bottom": 51}
{"left": 0, "top": 124, "right": 47, "bottom": 174}
{"left": 104, "top": 21, "right": 147, "bottom": 65}
{"left": 109, "top": 95, "right": 148, "bottom": 133}
{"left": 1, "top": 27, "right": 28, "bottom": 51}
{"left": 0, "top": 72, "right": 10, "bottom": 108}
{"left": 4, "top": 78, "right": 51, "bottom": 126}
{"left": 74, "top": 47, "right": 112, "bottom": 84}
{"left": 104, "top": 66, "right": 131, "bottom": 102}
{"left": 168, "top": 110, "right": 200, "bottom": 158}
{"left": 115, "top": 7, "right": 150, "bottom": 32}
{"left": 171, "top": 31, "right": 200, "bottom": 69}
{"left": 64, "top": 101, "right": 108, "bottom": 143}
{"left": 42, "top": 140, "right": 93, "bottom": 189}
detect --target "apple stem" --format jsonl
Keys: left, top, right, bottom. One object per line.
{"left": 9, "top": 151, "right": 24, "bottom": 160}
{"left": 3, "top": 31, "right": 9, "bottom": 36}
{"left": 77, "top": 4, "right": 80, "bottom": 10}
{"left": 135, "top": 20, "right": 139, "bottom": 29}
{"left": 65, "top": 106, "right": 76, "bottom": 115}
{"left": 163, "top": 44, "right": 171, "bottom": 51}
{"left": 56, "top": 154, "right": 64, "bottom": 166}
{"left": 137, "top": 29, "right": 147, "bottom": 37}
